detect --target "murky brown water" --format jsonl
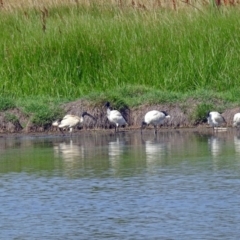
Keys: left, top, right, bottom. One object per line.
{"left": 1, "top": 129, "right": 240, "bottom": 239}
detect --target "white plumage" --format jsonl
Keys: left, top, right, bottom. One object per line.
{"left": 52, "top": 112, "right": 95, "bottom": 135}
{"left": 52, "top": 120, "right": 60, "bottom": 127}
{"left": 233, "top": 113, "right": 240, "bottom": 128}
{"left": 207, "top": 111, "right": 226, "bottom": 130}
{"left": 105, "top": 102, "right": 127, "bottom": 133}
{"left": 141, "top": 110, "right": 170, "bottom": 134}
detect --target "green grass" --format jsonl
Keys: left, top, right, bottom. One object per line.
{"left": 0, "top": 97, "right": 16, "bottom": 111}
{"left": 0, "top": 5, "right": 240, "bottom": 114}
{"left": 17, "top": 97, "right": 65, "bottom": 126}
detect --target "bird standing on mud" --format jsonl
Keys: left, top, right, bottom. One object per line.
{"left": 233, "top": 112, "right": 240, "bottom": 129}
{"left": 105, "top": 102, "right": 128, "bottom": 133}
{"left": 141, "top": 110, "right": 170, "bottom": 135}
{"left": 207, "top": 111, "right": 226, "bottom": 131}
{"left": 52, "top": 112, "right": 96, "bottom": 136}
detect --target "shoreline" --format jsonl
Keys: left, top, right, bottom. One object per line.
{"left": 1, "top": 99, "right": 237, "bottom": 135}
{"left": 0, "top": 125, "right": 233, "bottom": 139}
{"left": 2, "top": 101, "right": 236, "bottom": 135}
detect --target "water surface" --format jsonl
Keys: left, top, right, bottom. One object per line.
{"left": 0, "top": 129, "right": 240, "bottom": 239}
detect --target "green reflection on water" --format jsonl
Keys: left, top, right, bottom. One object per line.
{"left": 0, "top": 130, "right": 239, "bottom": 177}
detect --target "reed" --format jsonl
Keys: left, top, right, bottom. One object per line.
{"left": 2, "top": 0, "right": 240, "bottom": 11}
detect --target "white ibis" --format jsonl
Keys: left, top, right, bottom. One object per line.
{"left": 105, "top": 102, "right": 127, "bottom": 133}
{"left": 233, "top": 113, "right": 240, "bottom": 129}
{"left": 52, "top": 111, "right": 95, "bottom": 136}
{"left": 207, "top": 111, "right": 226, "bottom": 131}
{"left": 141, "top": 110, "right": 170, "bottom": 135}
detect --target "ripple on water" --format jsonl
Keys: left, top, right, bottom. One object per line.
{"left": 0, "top": 131, "right": 240, "bottom": 239}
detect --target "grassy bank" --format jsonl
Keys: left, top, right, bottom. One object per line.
{"left": 0, "top": 3, "right": 240, "bottom": 128}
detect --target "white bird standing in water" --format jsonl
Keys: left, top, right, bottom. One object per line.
{"left": 233, "top": 112, "right": 240, "bottom": 129}
{"left": 207, "top": 111, "right": 226, "bottom": 131}
{"left": 52, "top": 111, "right": 96, "bottom": 136}
{"left": 141, "top": 110, "right": 170, "bottom": 135}
{"left": 105, "top": 102, "right": 127, "bottom": 133}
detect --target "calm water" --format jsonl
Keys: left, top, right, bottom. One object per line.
{"left": 1, "top": 129, "right": 240, "bottom": 239}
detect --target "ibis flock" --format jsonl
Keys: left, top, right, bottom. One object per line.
{"left": 52, "top": 102, "right": 240, "bottom": 136}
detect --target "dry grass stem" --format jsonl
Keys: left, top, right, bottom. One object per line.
{"left": 1, "top": 0, "right": 240, "bottom": 11}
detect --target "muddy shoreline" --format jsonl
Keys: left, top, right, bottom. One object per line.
{"left": 0, "top": 125, "right": 234, "bottom": 140}
{"left": 0, "top": 99, "right": 238, "bottom": 135}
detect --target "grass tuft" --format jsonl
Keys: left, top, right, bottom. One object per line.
{"left": 191, "top": 103, "right": 214, "bottom": 124}
{"left": 0, "top": 97, "right": 15, "bottom": 111}
{"left": 18, "top": 97, "right": 64, "bottom": 126}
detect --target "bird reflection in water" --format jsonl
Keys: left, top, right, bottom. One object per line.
{"left": 53, "top": 140, "right": 84, "bottom": 162}
{"left": 208, "top": 136, "right": 224, "bottom": 158}
{"left": 143, "top": 135, "right": 169, "bottom": 169}
{"left": 108, "top": 137, "right": 126, "bottom": 169}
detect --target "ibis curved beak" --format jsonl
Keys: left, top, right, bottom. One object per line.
{"left": 85, "top": 112, "right": 96, "bottom": 121}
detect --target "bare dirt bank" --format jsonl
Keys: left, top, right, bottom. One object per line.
{"left": 0, "top": 99, "right": 239, "bottom": 134}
